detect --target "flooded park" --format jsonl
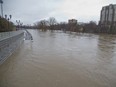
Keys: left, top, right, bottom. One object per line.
{"left": 0, "top": 29, "right": 116, "bottom": 87}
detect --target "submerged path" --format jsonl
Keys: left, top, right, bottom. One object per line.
{"left": 0, "top": 30, "right": 116, "bottom": 87}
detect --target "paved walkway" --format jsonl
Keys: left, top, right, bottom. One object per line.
{"left": 24, "top": 29, "right": 33, "bottom": 40}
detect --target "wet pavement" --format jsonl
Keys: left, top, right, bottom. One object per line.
{"left": 0, "top": 30, "right": 116, "bottom": 87}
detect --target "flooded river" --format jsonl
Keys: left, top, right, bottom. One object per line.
{"left": 0, "top": 30, "right": 116, "bottom": 87}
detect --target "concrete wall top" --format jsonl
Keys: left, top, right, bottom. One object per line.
{"left": 0, "top": 30, "right": 24, "bottom": 41}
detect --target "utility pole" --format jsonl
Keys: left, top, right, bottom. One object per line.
{"left": 0, "top": 0, "right": 3, "bottom": 17}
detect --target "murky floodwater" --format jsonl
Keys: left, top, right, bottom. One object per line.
{"left": 0, "top": 30, "right": 116, "bottom": 87}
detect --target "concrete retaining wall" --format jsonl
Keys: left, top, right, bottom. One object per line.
{"left": 0, "top": 31, "right": 24, "bottom": 65}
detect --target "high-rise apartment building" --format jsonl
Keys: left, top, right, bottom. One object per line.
{"left": 100, "top": 4, "right": 116, "bottom": 27}
{"left": 99, "top": 4, "right": 116, "bottom": 33}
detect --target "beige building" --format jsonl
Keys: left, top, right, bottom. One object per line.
{"left": 68, "top": 19, "right": 78, "bottom": 32}
{"left": 68, "top": 19, "right": 77, "bottom": 25}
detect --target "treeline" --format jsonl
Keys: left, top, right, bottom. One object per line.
{"left": 0, "top": 16, "right": 15, "bottom": 32}
{"left": 34, "top": 17, "right": 98, "bottom": 33}
{"left": 34, "top": 17, "right": 57, "bottom": 31}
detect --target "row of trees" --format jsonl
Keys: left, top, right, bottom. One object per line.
{"left": 34, "top": 17, "right": 57, "bottom": 31}
{"left": 0, "top": 16, "right": 15, "bottom": 32}
{"left": 34, "top": 17, "right": 98, "bottom": 33}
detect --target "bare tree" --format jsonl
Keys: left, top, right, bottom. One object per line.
{"left": 59, "top": 22, "right": 67, "bottom": 31}
{"left": 83, "top": 21, "right": 97, "bottom": 33}
{"left": 37, "top": 20, "right": 48, "bottom": 31}
{"left": 48, "top": 17, "right": 57, "bottom": 30}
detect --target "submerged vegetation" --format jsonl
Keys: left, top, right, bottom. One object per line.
{"left": 34, "top": 17, "right": 98, "bottom": 33}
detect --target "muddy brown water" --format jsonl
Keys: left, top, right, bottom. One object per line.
{"left": 0, "top": 30, "right": 116, "bottom": 87}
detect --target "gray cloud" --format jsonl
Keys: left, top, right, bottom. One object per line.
{"left": 2, "top": 0, "right": 116, "bottom": 25}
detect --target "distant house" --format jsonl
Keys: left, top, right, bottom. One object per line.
{"left": 99, "top": 4, "right": 116, "bottom": 33}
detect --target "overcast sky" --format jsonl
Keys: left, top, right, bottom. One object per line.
{"left": 2, "top": 0, "right": 116, "bottom": 25}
